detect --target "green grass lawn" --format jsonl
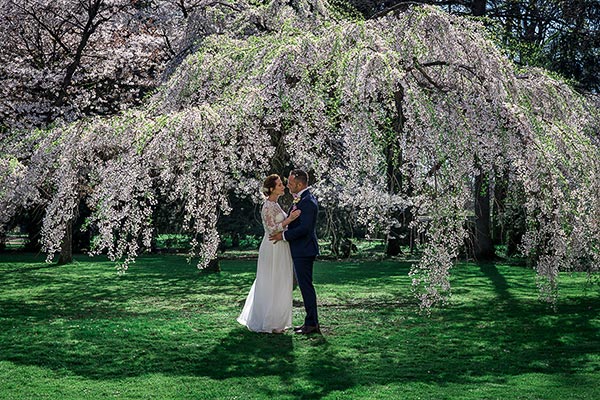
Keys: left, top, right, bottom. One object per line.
{"left": 0, "top": 253, "right": 598, "bottom": 400}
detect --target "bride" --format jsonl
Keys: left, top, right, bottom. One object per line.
{"left": 237, "top": 174, "right": 301, "bottom": 333}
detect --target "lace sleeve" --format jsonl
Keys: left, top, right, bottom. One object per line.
{"left": 261, "top": 201, "right": 285, "bottom": 235}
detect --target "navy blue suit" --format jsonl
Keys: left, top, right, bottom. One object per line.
{"left": 285, "top": 189, "right": 319, "bottom": 327}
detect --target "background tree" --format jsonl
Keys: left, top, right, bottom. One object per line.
{"left": 357, "top": 0, "right": 600, "bottom": 93}
{"left": 0, "top": 0, "right": 252, "bottom": 257}
{"left": 0, "top": 0, "right": 164, "bottom": 130}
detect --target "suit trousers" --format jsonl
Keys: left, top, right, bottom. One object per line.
{"left": 293, "top": 256, "right": 318, "bottom": 327}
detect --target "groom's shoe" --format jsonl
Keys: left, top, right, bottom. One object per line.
{"left": 295, "top": 325, "right": 320, "bottom": 335}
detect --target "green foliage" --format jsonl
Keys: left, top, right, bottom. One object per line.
{"left": 155, "top": 234, "right": 192, "bottom": 250}
{"left": 327, "top": 0, "right": 364, "bottom": 21}
{"left": 0, "top": 254, "right": 598, "bottom": 399}
{"left": 248, "top": 0, "right": 270, "bottom": 7}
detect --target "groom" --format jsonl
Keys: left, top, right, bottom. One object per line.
{"left": 270, "top": 169, "right": 320, "bottom": 334}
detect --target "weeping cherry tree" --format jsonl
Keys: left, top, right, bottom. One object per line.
{"left": 1, "top": 0, "right": 599, "bottom": 308}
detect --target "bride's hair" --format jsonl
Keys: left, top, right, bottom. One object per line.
{"left": 262, "top": 174, "right": 280, "bottom": 197}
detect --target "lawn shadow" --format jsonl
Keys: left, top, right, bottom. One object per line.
{"left": 478, "top": 262, "right": 512, "bottom": 301}
{"left": 0, "top": 253, "right": 357, "bottom": 398}
{"left": 376, "top": 260, "right": 600, "bottom": 387}
{"left": 293, "top": 335, "right": 357, "bottom": 399}
{"left": 1, "top": 254, "right": 598, "bottom": 394}
{"left": 314, "top": 260, "right": 412, "bottom": 286}
{"left": 0, "top": 254, "right": 255, "bottom": 322}
{"left": 197, "top": 328, "right": 295, "bottom": 380}
{"left": 198, "top": 326, "right": 356, "bottom": 398}
{"left": 425, "top": 295, "right": 600, "bottom": 385}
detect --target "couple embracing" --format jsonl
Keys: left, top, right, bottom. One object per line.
{"left": 237, "top": 169, "right": 320, "bottom": 335}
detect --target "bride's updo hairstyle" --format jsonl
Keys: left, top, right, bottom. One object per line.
{"left": 262, "top": 174, "right": 280, "bottom": 197}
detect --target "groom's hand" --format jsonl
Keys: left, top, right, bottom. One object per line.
{"left": 269, "top": 232, "right": 283, "bottom": 243}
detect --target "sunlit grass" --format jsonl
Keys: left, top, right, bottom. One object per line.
{"left": 0, "top": 253, "right": 598, "bottom": 399}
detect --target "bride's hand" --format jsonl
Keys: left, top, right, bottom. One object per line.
{"left": 289, "top": 209, "right": 301, "bottom": 221}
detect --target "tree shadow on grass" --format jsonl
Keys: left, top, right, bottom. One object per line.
{"left": 375, "top": 262, "right": 600, "bottom": 388}
{"left": 0, "top": 254, "right": 598, "bottom": 395}
{"left": 478, "top": 262, "right": 512, "bottom": 301}
{"left": 0, "top": 254, "right": 357, "bottom": 397}
{"left": 314, "top": 260, "right": 412, "bottom": 286}
{"left": 198, "top": 328, "right": 295, "bottom": 378}
{"left": 0, "top": 254, "right": 254, "bottom": 322}
{"left": 332, "top": 298, "right": 600, "bottom": 393}
{"left": 295, "top": 335, "right": 357, "bottom": 399}
{"left": 200, "top": 329, "right": 355, "bottom": 398}
{"left": 1, "top": 318, "right": 355, "bottom": 398}
{"left": 437, "top": 298, "right": 598, "bottom": 384}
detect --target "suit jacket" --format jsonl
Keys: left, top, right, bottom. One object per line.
{"left": 285, "top": 189, "right": 319, "bottom": 258}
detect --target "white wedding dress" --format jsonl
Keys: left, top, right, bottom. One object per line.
{"left": 237, "top": 200, "right": 293, "bottom": 332}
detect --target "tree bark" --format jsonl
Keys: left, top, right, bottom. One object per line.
{"left": 203, "top": 258, "right": 221, "bottom": 273}
{"left": 491, "top": 168, "right": 511, "bottom": 247}
{"left": 58, "top": 220, "right": 73, "bottom": 265}
{"left": 56, "top": 0, "right": 107, "bottom": 108}
{"left": 473, "top": 172, "right": 495, "bottom": 260}
{"left": 24, "top": 210, "right": 43, "bottom": 252}
{"left": 469, "top": 2, "right": 495, "bottom": 261}
{"left": 386, "top": 86, "right": 411, "bottom": 256}
{"left": 471, "top": 0, "right": 487, "bottom": 16}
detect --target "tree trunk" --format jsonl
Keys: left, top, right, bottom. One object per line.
{"left": 492, "top": 169, "right": 508, "bottom": 246}
{"left": 471, "top": 0, "right": 487, "bottom": 17}
{"left": 203, "top": 258, "right": 221, "bottom": 273}
{"left": 56, "top": 1, "right": 104, "bottom": 108}
{"left": 386, "top": 223, "right": 402, "bottom": 257}
{"left": 24, "top": 210, "right": 43, "bottom": 252}
{"left": 58, "top": 220, "right": 73, "bottom": 265}
{"left": 473, "top": 172, "right": 495, "bottom": 260}
{"left": 58, "top": 200, "right": 80, "bottom": 265}
{"left": 506, "top": 226, "right": 524, "bottom": 257}
{"left": 386, "top": 86, "right": 411, "bottom": 256}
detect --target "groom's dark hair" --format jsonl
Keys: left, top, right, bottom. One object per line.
{"left": 290, "top": 169, "right": 309, "bottom": 185}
